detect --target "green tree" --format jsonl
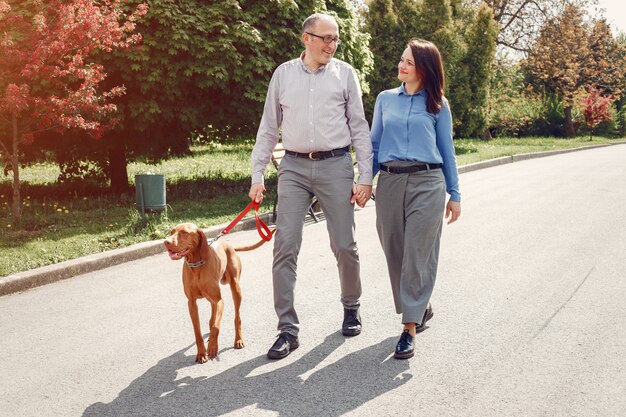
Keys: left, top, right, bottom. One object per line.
{"left": 486, "top": 60, "right": 545, "bottom": 137}
{"left": 456, "top": 3, "right": 498, "bottom": 138}
{"left": 327, "top": 0, "right": 374, "bottom": 95}
{"left": 90, "top": 0, "right": 270, "bottom": 191}
{"left": 54, "top": 0, "right": 372, "bottom": 192}
{"left": 365, "top": 0, "right": 498, "bottom": 138}
{"left": 363, "top": 0, "right": 408, "bottom": 119}
{"left": 582, "top": 19, "right": 626, "bottom": 100}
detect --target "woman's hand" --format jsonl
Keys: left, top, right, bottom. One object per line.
{"left": 351, "top": 184, "right": 373, "bottom": 208}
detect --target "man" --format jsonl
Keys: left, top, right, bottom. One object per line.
{"left": 249, "top": 13, "right": 373, "bottom": 360}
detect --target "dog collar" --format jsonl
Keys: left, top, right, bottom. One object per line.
{"left": 186, "top": 260, "right": 206, "bottom": 268}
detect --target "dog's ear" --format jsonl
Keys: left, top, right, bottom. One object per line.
{"left": 197, "top": 228, "right": 209, "bottom": 260}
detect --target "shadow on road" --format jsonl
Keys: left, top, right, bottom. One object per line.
{"left": 83, "top": 333, "right": 411, "bottom": 417}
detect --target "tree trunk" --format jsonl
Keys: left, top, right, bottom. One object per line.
{"left": 564, "top": 106, "right": 576, "bottom": 137}
{"left": 480, "top": 127, "right": 493, "bottom": 141}
{"left": 108, "top": 139, "right": 129, "bottom": 193}
{"left": 11, "top": 113, "right": 21, "bottom": 225}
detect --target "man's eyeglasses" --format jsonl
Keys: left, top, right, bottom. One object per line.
{"left": 306, "top": 32, "right": 341, "bottom": 45}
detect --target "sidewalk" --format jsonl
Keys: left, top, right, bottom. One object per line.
{"left": 1, "top": 141, "right": 623, "bottom": 297}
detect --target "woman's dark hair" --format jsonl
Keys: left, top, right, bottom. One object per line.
{"left": 407, "top": 39, "right": 445, "bottom": 114}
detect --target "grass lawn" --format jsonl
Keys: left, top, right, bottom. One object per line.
{"left": 0, "top": 136, "right": 623, "bottom": 276}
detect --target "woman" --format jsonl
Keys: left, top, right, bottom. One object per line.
{"left": 371, "top": 39, "right": 461, "bottom": 359}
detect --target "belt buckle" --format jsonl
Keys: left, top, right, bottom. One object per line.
{"left": 308, "top": 152, "right": 319, "bottom": 161}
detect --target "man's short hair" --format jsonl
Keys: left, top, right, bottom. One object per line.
{"left": 302, "top": 13, "right": 337, "bottom": 34}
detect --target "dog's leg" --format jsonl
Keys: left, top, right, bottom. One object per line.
{"left": 227, "top": 267, "right": 245, "bottom": 349}
{"left": 207, "top": 296, "right": 224, "bottom": 359}
{"left": 187, "top": 300, "right": 208, "bottom": 363}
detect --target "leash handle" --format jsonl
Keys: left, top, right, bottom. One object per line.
{"left": 222, "top": 200, "right": 273, "bottom": 241}
{"left": 253, "top": 202, "right": 273, "bottom": 241}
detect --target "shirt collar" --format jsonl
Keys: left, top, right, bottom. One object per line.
{"left": 398, "top": 83, "right": 424, "bottom": 96}
{"left": 299, "top": 51, "right": 328, "bottom": 73}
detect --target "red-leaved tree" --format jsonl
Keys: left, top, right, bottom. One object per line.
{"left": 0, "top": 0, "right": 147, "bottom": 224}
{"left": 581, "top": 86, "right": 613, "bottom": 140}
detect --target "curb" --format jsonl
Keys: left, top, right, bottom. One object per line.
{"left": 0, "top": 212, "right": 275, "bottom": 297}
{"left": 2, "top": 141, "right": 625, "bottom": 297}
{"left": 457, "top": 142, "right": 624, "bottom": 174}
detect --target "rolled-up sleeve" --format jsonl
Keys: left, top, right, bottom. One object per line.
{"left": 251, "top": 69, "right": 282, "bottom": 185}
{"left": 345, "top": 68, "right": 373, "bottom": 185}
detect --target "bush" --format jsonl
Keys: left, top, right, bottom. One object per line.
{"left": 487, "top": 62, "right": 545, "bottom": 137}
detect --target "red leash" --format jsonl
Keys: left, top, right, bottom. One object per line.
{"left": 218, "top": 200, "right": 273, "bottom": 242}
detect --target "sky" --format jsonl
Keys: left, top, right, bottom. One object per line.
{"left": 590, "top": 0, "right": 626, "bottom": 35}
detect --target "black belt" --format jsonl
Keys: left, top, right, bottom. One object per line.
{"left": 379, "top": 163, "right": 442, "bottom": 174}
{"left": 285, "top": 146, "right": 350, "bottom": 161}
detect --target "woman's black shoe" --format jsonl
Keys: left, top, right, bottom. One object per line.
{"left": 394, "top": 330, "right": 414, "bottom": 359}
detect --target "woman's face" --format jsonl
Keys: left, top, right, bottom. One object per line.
{"left": 397, "top": 47, "right": 420, "bottom": 85}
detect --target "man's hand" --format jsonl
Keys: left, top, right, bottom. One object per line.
{"left": 249, "top": 183, "right": 266, "bottom": 203}
{"left": 445, "top": 200, "right": 461, "bottom": 224}
{"left": 351, "top": 184, "right": 373, "bottom": 208}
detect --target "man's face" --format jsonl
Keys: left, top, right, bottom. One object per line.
{"left": 303, "top": 19, "right": 339, "bottom": 68}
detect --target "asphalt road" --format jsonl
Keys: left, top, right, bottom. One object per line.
{"left": 1, "top": 144, "right": 625, "bottom": 417}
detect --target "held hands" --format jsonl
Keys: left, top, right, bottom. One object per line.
{"left": 445, "top": 200, "right": 461, "bottom": 224}
{"left": 351, "top": 184, "right": 373, "bottom": 208}
{"left": 249, "top": 183, "right": 266, "bottom": 203}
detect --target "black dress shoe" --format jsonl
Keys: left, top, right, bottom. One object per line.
{"left": 267, "top": 332, "right": 299, "bottom": 360}
{"left": 342, "top": 308, "right": 362, "bottom": 336}
{"left": 415, "top": 304, "right": 434, "bottom": 333}
{"left": 394, "top": 330, "right": 414, "bottom": 359}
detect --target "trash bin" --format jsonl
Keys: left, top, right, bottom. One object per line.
{"left": 135, "top": 174, "right": 166, "bottom": 216}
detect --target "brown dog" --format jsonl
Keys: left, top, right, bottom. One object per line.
{"left": 164, "top": 223, "right": 272, "bottom": 363}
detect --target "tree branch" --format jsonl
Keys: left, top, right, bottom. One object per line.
{"left": 0, "top": 139, "right": 10, "bottom": 156}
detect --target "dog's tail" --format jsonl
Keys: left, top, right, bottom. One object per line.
{"left": 234, "top": 228, "right": 276, "bottom": 252}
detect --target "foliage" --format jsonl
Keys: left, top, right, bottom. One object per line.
{"left": 581, "top": 86, "right": 613, "bottom": 139}
{"left": 362, "top": 0, "right": 412, "bottom": 119}
{"left": 452, "top": 3, "right": 498, "bottom": 137}
{"left": 364, "top": 0, "right": 497, "bottom": 137}
{"left": 327, "top": 0, "right": 374, "bottom": 95}
{"left": 486, "top": 61, "right": 545, "bottom": 137}
{"left": 54, "top": 0, "right": 373, "bottom": 192}
{"left": 0, "top": 0, "right": 146, "bottom": 224}
{"left": 523, "top": 3, "right": 589, "bottom": 137}
{"left": 582, "top": 19, "right": 626, "bottom": 99}
{"left": 523, "top": 4, "right": 626, "bottom": 138}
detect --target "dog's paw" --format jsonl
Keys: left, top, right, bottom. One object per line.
{"left": 234, "top": 339, "right": 245, "bottom": 349}
{"left": 207, "top": 341, "right": 219, "bottom": 359}
{"left": 196, "top": 352, "right": 209, "bottom": 363}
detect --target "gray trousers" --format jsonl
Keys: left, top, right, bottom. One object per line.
{"left": 375, "top": 165, "right": 446, "bottom": 324}
{"left": 273, "top": 153, "right": 361, "bottom": 336}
